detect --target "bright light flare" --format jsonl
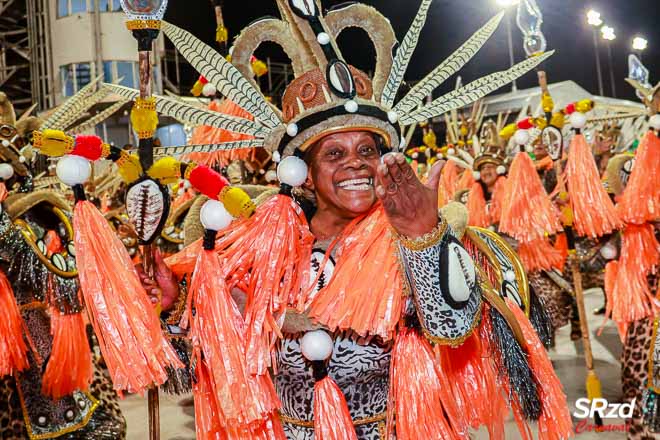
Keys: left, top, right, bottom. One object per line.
{"left": 495, "top": 0, "right": 519, "bottom": 7}
{"left": 601, "top": 26, "right": 616, "bottom": 41}
{"left": 586, "top": 10, "right": 603, "bottom": 26}
{"left": 632, "top": 36, "right": 648, "bottom": 51}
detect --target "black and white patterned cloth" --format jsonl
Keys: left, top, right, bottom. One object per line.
{"left": 276, "top": 224, "right": 481, "bottom": 439}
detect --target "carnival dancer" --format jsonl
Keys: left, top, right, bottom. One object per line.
{"left": 144, "top": 0, "right": 576, "bottom": 438}
{"left": 0, "top": 92, "right": 126, "bottom": 439}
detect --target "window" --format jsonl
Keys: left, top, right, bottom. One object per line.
{"left": 70, "top": 0, "right": 87, "bottom": 13}
{"left": 60, "top": 63, "right": 92, "bottom": 97}
{"left": 57, "top": 0, "right": 68, "bottom": 17}
{"left": 57, "top": 0, "right": 121, "bottom": 17}
{"left": 97, "top": 0, "right": 109, "bottom": 12}
{"left": 116, "top": 61, "right": 136, "bottom": 88}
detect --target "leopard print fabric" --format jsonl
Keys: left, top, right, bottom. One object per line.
{"left": 622, "top": 318, "right": 658, "bottom": 440}
{"left": 0, "top": 356, "right": 126, "bottom": 439}
{"left": 527, "top": 271, "right": 572, "bottom": 331}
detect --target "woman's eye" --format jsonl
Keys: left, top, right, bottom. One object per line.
{"left": 326, "top": 149, "right": 342, "bottom": 158}
{"left": 359, "top": 145, "right": 376, "bottom": 155}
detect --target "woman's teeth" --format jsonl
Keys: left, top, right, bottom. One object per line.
{"left": 337, "top": 178, "right": 373, "bottom": 191}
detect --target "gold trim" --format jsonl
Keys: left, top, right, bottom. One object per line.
{"left": 279, "top": 410, "right": 387, "bottom": 428}
{"left": 297, "top": 125, "right": 392, "bottom": 154}
{"left": 16, "top": 382, "right": 100, "bottom": 440}
{"left": 125, "top": 19, "right": 161, "bottom": 30}
{"left": 183, "top": 162, "right": 196, "bottom": 180}
{"left": 649, "top": 317, "right": 660, "bottom": 394}
{"left": 395, "top": 219, "right": 448, "bottom": 251}
{"left": 419, "top": 304, "right": 481, "bottom": 346}
{"left": 466, "top": 227, "right": 530, "bottom": 317}
{"left": 19, "top": 301, "right": 47, "bottom": 312}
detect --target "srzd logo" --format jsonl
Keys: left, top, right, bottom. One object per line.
{"left": 573, "top": 398, "right": 635, "bottom": 419}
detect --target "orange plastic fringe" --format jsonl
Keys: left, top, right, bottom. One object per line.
{"left": 192, "top": 357, "right": 226, "bottom": 440}
{"left": 186, "top": 99, "right": 256, "bottom": 168}
{"left": 617, "top": 130, "right": 660, "bottom": 224}
{"left": 499, "top": 152, "right": 562, "bottom": 242}
{"left": 566, "top": 133, "right": 622, "bottom": 237}
{"left": 456, "top": 168, "right": 475, "bottom": 192}
{"left": 438, "top": 160, "right": 460, "bottom": 207}
{"left": 601, "top": 261, "right": 628, "bottom": 342}
{"left": 0, "top": 182, "right": 7, "bottom": 202}
{"left": 466, "top": 182, "right": 490, "bottom": 228}
{"left": 0, "top": 270, "right": 29, "bottom": 376}
{"left": 553, "top": 233, "right": 569, "bottom": 270}
{"left": 167, "top": 195, "right": 313, "bottom": 375}
{"left": 506, "top": 299, "right": 573, "bottom": 440}
{"left": 489, "top": 176, "right": 507, "bottom": 225}
{"left": 313, "top": 376, "right": 358, "bottom": 440}
{"left": 307, "top": 207, "right": 403, "bottom": 339}
{"left": 41, "top": 309, "right": 93, "bottom": 399}
{"left": 73, "top": 200, "right": 182, "bottom": 393}
{"left": 183, "top": 249, "right": 280, "bottom": 426}
{"left": 609, "top": 224, "right": 660, "bottom": 325}
{"left": 517, "top": 238, "right": 565, "bottom": 272}
{"left": 437, "top": 331, "right": 508, "bottom": 436}
{"left": 390, "top": 328, "right": 463, "bottom": 439}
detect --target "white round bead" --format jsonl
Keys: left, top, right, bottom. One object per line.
{"left": 0, "top": 163, "right": 14, "bottom": 180}
{"left": 259, "top": 168, "right": 266, "bottom": 175}
{"left": 56, "top": 155, "right": 91, "bottom": 186}
{"left": 272, "top": 151, "right": 281, "bottom": 163}
{"left": 300, "top": 330, "right": 333, "bottom": 361}
{"left": 200, "top": 199, "right": 233, "bottom": 231}
{"left": 265, "top": 169, "right": 278, "bottom": 182}
{"left": 513, "top": 129, "right": 530, "bottom": 146}
{"left": 202, "top": 82, "right": 217, "bottom": 97}
{"left": 599, "top": 243, "right": 617, "bottom": 260}
{"left": 569, "top": 111, "right": 587, "bottom": 129}
{"left": 472, "top": 170, "right": 481, "bottom": 181}
{"left": 411, "top": 152, "right": 418, "bottom": 159}
{"left": 344, "top": 100, "right": 358, "bottom": 113}
{"left": 277, "top": 156, "right": 308, "bottom": 187}
{"left": 649, "top": 114, "right": 660, "bottom": 131}
{"left": 1, "top": 140, "right": 10, "bottom": 147}
{"left": 496, "top": 165, "right": 507, "bottom": 175}
{"left": 447, "top": 148, "right": 456, "bottom": 156}
{"left": 387, "top": 110, "right": 398, "bottom": 123}
{"left": 436, "top": 153, "right": 443, "bottom": 159}
{"left": 504, "top": 270, "right": 516, "bottom": 282}
{"left": 286, "top": 123, "right": 299, "bottom": 137}
{"left": 18, "top": 155, "right": 26, "bottom": 163}
{"left": 317, "top": 32, "right": 330, "bottom": 45}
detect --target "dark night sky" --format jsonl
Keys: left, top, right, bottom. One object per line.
{"left": 164, "top": 0, "right": 659, "bottom": 103}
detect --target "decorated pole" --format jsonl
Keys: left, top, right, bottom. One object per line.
{"left": 119, "top": 1, "right": 170, "bottom": 439}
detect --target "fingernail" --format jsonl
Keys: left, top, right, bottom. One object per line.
{"left": 378, "top": 164, "right": 388, "bottom": 174}
{"left": 376, "top": 186, "right": 385, "bottom": 197}
{"left": 395, "top": 154, "right": 405, "bottom": 163}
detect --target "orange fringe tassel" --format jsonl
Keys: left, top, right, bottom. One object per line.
{"left": 553, "top": 233, "right": 569, "bottom": 270}
{"left": 466, "top": 182, "right": 490, "bottom": 228}
{"left": 390, "top": 328, "right": 464, "bottom": 439}
{"left": 499, "top": 152, "right": 562, "bottom": 242}
{"left": 192, "top": 357, "right": 225, "bottom": 440}
{"left": 41, "top": 309, "right": 93, "bottom": 399}
{"left": 517, "top": 238, "right": 565, "bottom": 272}
{"left": 489, "top": 176, "right": 507, "bottom": 225}
{"left": 506, "top": 299, "right": 573, "bottom": 440}
{"left": 437, "top": 331, "right": 508, "bottom": 436}
{"left": 602, "top": 261, "right": 628, "bottom": 342}
{"left": 313, "top": 376, "right": 358, "bottom": 440}
{"left": 186, "top": 99, "right": 257, "bottom": 168}
{"left": 456, "top": 168, "right": 475, "bottom": 192}
{"left": 307, "top": 207, "right": 403, "bottom": 339}
{"left": 617, "top": 130, "right": 660, "bottom": 224}
{"left": 438, "top": 160, "right": 460, "bottom": 206}
{"left": 0, "top": 270, "right": 29, "bottom": 376}
{"left": 73, "top": 200, "right": 182, "bottom": 393}
{"left": 609, "top": 224, "right": 660, "bottom": 325}
{"left": 566, "top": 133, "right": 622, "bottom": 237}
{"left": 183, "top": 249, "right": 281, "bottom": 426}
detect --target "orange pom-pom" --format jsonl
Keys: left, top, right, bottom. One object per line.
{"left": 313, "top": 376, "right": 358, "bottom": 440}
{"left": 307, "top": 207, "right": 404, "bottom": 339}
{"left": 41, "top": 309, "right": 93, "bottom": 399}
{"left": 74, "top": 200, "right": 182, "bottom": 393}
{"left": 0, "top": 270, "right": 29, "bottom": 376}
{"left": 390, "top": 328, "right": 465, "bottom": 439}
{"left": 506, "top": 299, "right": 573, "bottom": 440}
{"left": 499, "top": 151, "right": 562, "bottom": 242}
{"left": 518, "top": 238, "right": 565, "bottom": 272}
{"left": 617, "top": 130, "right": 660, "bottom": 224}
{"left": 566, "top": 133, "right": 622, "bottom": 237}
{"left": 466, "top": 182, "right": 490, "bottom": 228}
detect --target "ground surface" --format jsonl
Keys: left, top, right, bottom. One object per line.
{"left": 120, "top": 288, "right": 631, "bottom": 439}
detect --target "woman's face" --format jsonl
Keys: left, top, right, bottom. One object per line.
{"left": 306, "top": 131, "right": 381, "bottom": 218}
{"left": 479, "top": 163, "right": 498, "bottom": 187}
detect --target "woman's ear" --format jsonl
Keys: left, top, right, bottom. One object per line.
{"left": 302, "top": 170, "right": 315, "bottom": 192}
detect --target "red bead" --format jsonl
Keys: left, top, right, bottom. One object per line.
{"left": 517, "top": 118, "right": 534, "bottom": 130}
{"left": 565, "top": 103, "right": 576, "bottom": 114}
{"left": 72, "top": 135, "right": 103, "bottom": 161}
{"left": 198, "top": 75, "right": 208, "bottom": 85}
{"left": 188, "top": 165, "right": 228, "bottom": 199}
